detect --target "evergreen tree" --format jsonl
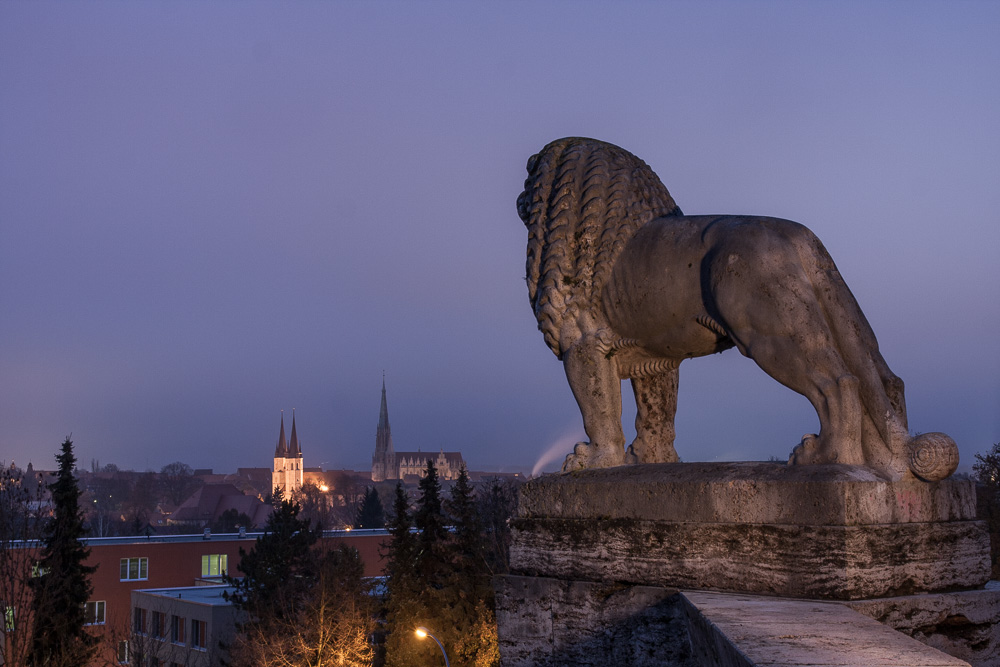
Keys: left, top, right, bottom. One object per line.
{"left": 27, "top": 437, "right": 98, "bottom": 667}
{"left": 445, "top": 466, "right": 499, "bottom": 665}
{"left": 382, "top": 483, "right": 419, "bottom": 666}
{"left": 414, "top": 460, "right": 449, "bottom": 582}
{"left": 384, "top": 464, "right": 502, "bottom": 667}
{"left": 385, "top": 464, "right": 452, "bottom": 667}
{"left": 233, "top": 544, "right": 375, "bottom": 667}
{"left": 225, "top": 487, "right": 317, "bottom": 627}
{"left": 355, "top": 486, "right": 386, "bottom": 529}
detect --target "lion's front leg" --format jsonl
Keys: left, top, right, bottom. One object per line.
{"left": 561, "top": 338, "right": 626, "bottom": 471}
{"left": 625, "top": 368, "right": 680, "bottom": 464}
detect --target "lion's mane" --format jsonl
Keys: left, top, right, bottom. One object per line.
{"left": 516, "top": 137, "right": 682, "bottom": 358}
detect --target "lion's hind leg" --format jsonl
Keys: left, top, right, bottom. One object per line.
{"left": 711, "top": 258, "right": 867, "bottom": 466}
{"left": 561, "top": 336, "right": 628, "bottom": 470}
{"left": 625, "top": 367, "right": 680, "bottom": 464}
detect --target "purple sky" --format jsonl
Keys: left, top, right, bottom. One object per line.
{"left": 1, "top": 2, "right": 997, "bottom": 476}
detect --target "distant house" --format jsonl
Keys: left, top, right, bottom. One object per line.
{"left": 169, "top": 483, "right": 270, "bottom": 529}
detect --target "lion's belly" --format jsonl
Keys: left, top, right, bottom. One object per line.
{"left": 602, "top": 216, "right": 728, "bottom": 360}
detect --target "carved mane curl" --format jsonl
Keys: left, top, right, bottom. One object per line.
{"left": 516, "top": 137, "right": 682, "bottom": 357}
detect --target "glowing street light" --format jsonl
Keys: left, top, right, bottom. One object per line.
{"left": 415, "top": 626, "right": 449, "bottom": 666}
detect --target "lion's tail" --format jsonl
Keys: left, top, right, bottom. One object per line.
{"left": 517, "top": 138, "right": 681, "bottom": 358}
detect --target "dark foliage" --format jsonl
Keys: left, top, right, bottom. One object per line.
{"left": 225, "top": 487, "right": 317, "bottom": 620}
{"left": 974, "top": 442, "right": 1000, "bottom": 577}
{"left": 355, "top": 486, "right": 386, "bottom": 529}
{"left": 27, "top": 438, "right": 98, "bottom": 667}
{"left": 382, "top": 463, "right": 500, "bottom": 667}
{"left": 211, "top": 508, "right": 253, "bottom": 533}
{"left": 225, "top": 488, "right": 376, "bottom": 665}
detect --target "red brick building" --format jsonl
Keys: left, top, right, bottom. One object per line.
{"left": 3, "top": 529, "right": 387, "bottom": 666}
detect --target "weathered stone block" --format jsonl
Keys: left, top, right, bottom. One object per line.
{"left": 511, "top": 464, "right": 990, "bottom": 600}
{"left": 495, "top": 575, "right": 693, "bottom": 667}
{"left": 847, "top": 582, "right": 1000, "bottom": 667}
{"left": 511, "top": 517, "right": 990, "bottom": 600}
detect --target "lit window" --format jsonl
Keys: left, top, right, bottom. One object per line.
{"left": 31, "top": 562, "right": 48, "bottom": 578}
{"left": 191, "top": 619, "right": 207, "bottom": 649}
{"left": 116, "top": 640, "right": 129, "bottom": 664}
{"left": 200, "top": 554, "right": 228, "bottom": 577}
{"left": 133, "top": 607, "right": 146, "bottom": 634}
{"left": 171, "top": 615, "right": 185, "bottom": 644}
{"left": 83, "top": 600, "right": 105, "bottom": 625}
{"left": 119, "top": 557, "right": 148, "bottom": 581}
{"left": 2, "top": 606, "right": 14, "bottom": 632}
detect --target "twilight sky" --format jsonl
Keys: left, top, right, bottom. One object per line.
{"left": 1, "top": 1, "right": 997, "bottom": 476}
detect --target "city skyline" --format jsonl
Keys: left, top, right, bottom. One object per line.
{"left": 2, "top": 2, "right": 998, "bottom": 475}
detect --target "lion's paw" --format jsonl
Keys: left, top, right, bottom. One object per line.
{"left": 561, "top": 441, "right": 625, "bottom": 471}
{"left": 788, "top": 433, "right": 827, "bottom": 465}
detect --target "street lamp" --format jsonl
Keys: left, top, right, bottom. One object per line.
{"left": 415, "top": 626, "right": 449, "bottom": 667}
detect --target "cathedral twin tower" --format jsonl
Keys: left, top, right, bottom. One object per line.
{"left": 272, "top": 410, "right": 303, "bottom": 494}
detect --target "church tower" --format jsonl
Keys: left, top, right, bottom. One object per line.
{"left": 272, "top": 410, "right": 304, "bottom": 495}
{"left": 371, "top": 378, "right": 396, "bottom": 482}
{"left": 286, "top": 409, "right": 304, "bottom": 492}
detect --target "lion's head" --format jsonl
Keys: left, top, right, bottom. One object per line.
{"left": 518, "top": 137, "right": 682, "bottom": 357}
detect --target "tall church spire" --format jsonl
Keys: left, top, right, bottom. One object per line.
{"left": 288, "top": 409, "right": 301, "bottom": 458}
{"left": 372, "top": 375, "right": 396, "bottom": 482}
{"left": 378, "top": 376, "right": 390, "bottom": 431}
{"left": 274, "top": 411, "right": 288, "bottom": 457}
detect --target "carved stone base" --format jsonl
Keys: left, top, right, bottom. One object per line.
{"left": 511, "top": 462, "right": 990, "bottom": 600}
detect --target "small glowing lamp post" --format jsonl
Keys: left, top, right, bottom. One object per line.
{"left": 415, "top": 626, "right": 449, "bottom": 666}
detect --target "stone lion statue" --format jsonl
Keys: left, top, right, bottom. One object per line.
{"left": 517, "top": 137, "right": 957, "bottom": 482}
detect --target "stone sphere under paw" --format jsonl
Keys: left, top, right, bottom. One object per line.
{"left": 907, "top": 432, "right": 959, "bottom": 482}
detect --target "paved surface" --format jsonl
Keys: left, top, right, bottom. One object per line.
{"left": 683, "top": 591, "right": 971, "bottom": 666}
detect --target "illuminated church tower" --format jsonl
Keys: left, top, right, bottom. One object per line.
{"left": 272, "top": 410, "right": 304, "bottom": 495}
{"left": 371, "top": 379, "right": 395, "bottom": 482}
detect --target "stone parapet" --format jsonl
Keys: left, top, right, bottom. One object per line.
{"left": 519, "top": 462, "right": 977, "bottom": 525}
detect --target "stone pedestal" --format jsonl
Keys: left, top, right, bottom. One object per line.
{"left": 510, "top": 462, "right": 990, "bottom": 600}
{"left": 498, "top": 462, "right": 996, "bottom": 665}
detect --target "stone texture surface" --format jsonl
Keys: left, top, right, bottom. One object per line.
{"left": 683, "top": 591, "right": 971, "bottom": 666}
{"left": 511, "top": 517, "right": 990, "bottom": 600}
{"left": 846, "top": 582, "right": 1000, "bottom": 667}
{"left": 519, "top": 462, "right": 978, "bottom": 524}
{"left": 494, "top": 575, "right": 982, "bottom": 666}
{"left": 495, "top": 575, "right": 693, "bottom": 667}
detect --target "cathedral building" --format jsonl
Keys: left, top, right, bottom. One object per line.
{"left": 371, "top": 378, "right": 465, "bottom": 482}
{"left": 272, "top": 410, "right": 304, "bottom": 494}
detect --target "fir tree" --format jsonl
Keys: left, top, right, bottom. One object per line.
{"left": 385, "top": 464, "right": 452, "bottom": 667}
{"left": 355, "top": 486, "right": 385, "bottom": 529}
{"left": 414, "top": 460, "right": 449, "bottom": 582}
{"left": 225, "top": 487, "right": 317, "bottom": 625}
{"left": 382, "top": 483, "right": 419, "bottom": 666}
{"left": 445, "top": 466, "right": 498, "bottom": 665}
{"left": 27, "top": 437, "right": 98, "bottom": 667}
